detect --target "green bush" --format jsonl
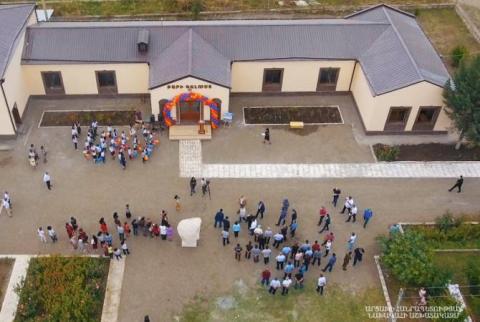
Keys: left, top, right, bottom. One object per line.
{"left": 379, "top": 230, "right": 435, "bottom": 286}
{"left": 451, "top": 46, "right": 468, "bottom": 68}
{"left": 15, "top": 256, "right": 109, "bottom": 322}
{"left": 435, "top": 211, "right": 459, "bottom": 233}
{"left": 375, "top": 145, "right": 399, "bottom": 162}
{"left": 407, "top": 222, "right": 480, "bottom": 249}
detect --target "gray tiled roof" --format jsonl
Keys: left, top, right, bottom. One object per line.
{"left": 21, "top": 4, "right": 449, "bottom": 94}
{"left": 0, "top": 4, "right": 34, "bottom": 78}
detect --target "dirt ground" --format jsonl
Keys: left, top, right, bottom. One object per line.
{"left": 0, "top": 97, "right": 479, "bottom": 321}
{"left": 374, "top": 143, "right": 480, "bottom": 161}
{"left": 0, "top": 259, "right": 13, "bottom": 310}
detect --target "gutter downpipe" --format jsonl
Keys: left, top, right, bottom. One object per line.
{"left": 0, "top": 78, "right": 17, "bottom": 135}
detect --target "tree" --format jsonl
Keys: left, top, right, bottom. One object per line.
{"left": 379, "top": 230, "right": 434, "bottom": 285}
{"left": 443, "top": 55, "right": 480, "bottom": 149}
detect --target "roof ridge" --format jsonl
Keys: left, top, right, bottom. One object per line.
{"left": 382, "top": 6, "right": 423, "bottom": 81}
{"left": 345, "top": 3, "right": 415, "bottom": 19}
{"left": 187, "top": 28, "right": 193, "bottom": 75}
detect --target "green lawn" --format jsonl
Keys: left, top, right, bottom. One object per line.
{"left": 416, "top": 8, "right": 480, "bottom": 70}
{"left": 2, "top": 0, "right": 453, "bottom": 17}
{"left": 432, "top": 252, "right": 480, "bottom": 320}
{"left": 180, "top": 284, "right": 385, "bottom": 322}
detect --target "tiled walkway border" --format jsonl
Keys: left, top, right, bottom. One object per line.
{"left": 179, "top": 140, "right": 480, "bottom": 178}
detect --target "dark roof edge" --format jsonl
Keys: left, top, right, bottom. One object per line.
{"left": 345, "top": 3, "right": 415, "bottom": 19}
{"left": 1, "top": 3, "right": 35, "bottom": 78}
{"left": 149, "top": 75, "right": 231, "bottom": 90}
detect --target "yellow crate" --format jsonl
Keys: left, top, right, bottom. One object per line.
{"left": 290, "top": 121, "right": 304, "bottom": 129}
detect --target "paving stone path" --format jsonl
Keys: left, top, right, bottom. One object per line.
{"left": 179, "top": 140, "right": 480, "bottom": 178}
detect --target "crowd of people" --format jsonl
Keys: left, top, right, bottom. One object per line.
{"left": 213, "top": 190, "right": 371, "bottom": 296}
{"left": 73, "top": 119, "right": 160, "bottom": 168}
{"left": 35, "top": 203, "right": 180, "bottom": 261}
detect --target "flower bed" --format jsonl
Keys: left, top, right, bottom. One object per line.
{"left": 243, "top": 106, "right": 342, "bottom": 124}
{"left": 40, "top": 110, "right": 136, "bottom": 127}
{"left": 373, "top": 143, "right": 480, "bottom": 161}
{"left": 14, "top": 256, "right": 109, "bottom": 322}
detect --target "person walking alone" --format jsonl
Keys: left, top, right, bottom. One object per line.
{"left": 448, "top": 175, "right": 464, "bottom": 193}
{"left": 43, "top": 172, "right": 52, "bottom": 190}
{"left": 353, "top": 247, "right": 365, "bottom": 266}
{"left": 332, "top": 188, "right": 341, "bottom": 207}
{"left": 263, "top": 128, "right": 271, "bottom": 144}
{"left": 2, "top": 196, "right": 12, "bottom": 217}
{"left": 363, "top": 208, "right": 373, "bottom": 228}
{"left": 342, "top": 252, "right": 352, "bottom": 270}
{"left": 316, "top": 274, "right": 327, "bottom": 295}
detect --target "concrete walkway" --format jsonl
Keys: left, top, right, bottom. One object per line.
{"left": 180, "top": 140, "right": 480, "bottom": 178}
{"left": 101, "top": 258, "right": 126, "bottom": 322}
{"left": 0, "top": 255, "right": 30, "bottom": 322}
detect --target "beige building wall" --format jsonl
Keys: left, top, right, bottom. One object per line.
{"left": 351, "top": 64, "right": 450, "bottom": 132}
{"left": 231, "top": 60, "right": 355, "bottom": 92}
{"left": 23, "top": 63, "right": 149, "bottom": 96}
{"left": 150, "top": 76, "right": 230, "bottom": 121}
{"left": 0, "top": 12, "right": 37, "bottom": 135}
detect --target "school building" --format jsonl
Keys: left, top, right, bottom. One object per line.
{"left": 0, "top": 3, "right": 451, "bottom": 138}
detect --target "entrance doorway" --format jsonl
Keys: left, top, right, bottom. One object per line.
{"left": 12, "top": 103, "right": 22, "bottom": 125}
{"left": 179, "top": 101, "right": 201, "bottom": 124}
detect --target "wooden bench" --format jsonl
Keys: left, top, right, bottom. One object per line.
{"left": 290, "top": 121, "right": 304, "bottom": 129}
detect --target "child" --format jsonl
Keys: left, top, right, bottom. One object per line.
{"left": 124, "top": 222, "right": 131, "bottom": 238}
{"left": 47, "top": 226, "right": 57, "bottom": 242}
{"left": 166, "top": 225, "right": 174, "bottom": 241}
{"left": 174, "top": 195, "right": 181, "bottom": 212}
{"left": 125, "top": 204, "right": 132, "bottom": 219}
{"left": 113, "top": 247, "right": 122, "bottom": 260}
{"left": 121, "top": 240, "right": 130, "bottom": 255}
{"left": 37, "top": 227, "right": 47, "bottom": 243}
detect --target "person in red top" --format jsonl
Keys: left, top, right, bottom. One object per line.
{"left": 321, "top": 232, "right": 335, "bottom": 246}
{"left": 124, "top": 222, "right": 131, "bottom": 238}
{"left": 99, "top": 217, "right": 108, "bottom": 234}
{"left": 261, "top": 268, "right": 271, "bottom": 286}
{"left": 312, "top": 240, "right": 321, "bottom": 252}
{"left": 318, "top": 206, "right": 328, "bottom": 226}
{"left": 151, "top": 224, "right": 160, "bottom": 237}
{"left": 65, "top": 222, "right": 74, "bottom": 239}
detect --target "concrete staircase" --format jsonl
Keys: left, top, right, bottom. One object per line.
{"left": 169, "top": 125, "right": 212, "bottom": 140}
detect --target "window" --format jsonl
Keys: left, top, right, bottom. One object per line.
{"left": 317, "top": 68, "right": 339, "bottom": 91}
{"left": 41, "top": 71, "right": 64, "bottom": 94}
{"left": 413, "top": 107, "right": 441, "bottom": 131}
{"left": 96, "top": 71, "right": 117, "bottom": 94}
{"left": 262, "top": 69, "right": 283, "bottom": 92}
{"left": 384, "top": 106, "right": 411, "bottom": 131}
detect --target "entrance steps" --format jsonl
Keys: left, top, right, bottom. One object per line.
{"left": 169, "top": 125, "right": 212, "bottom": 140}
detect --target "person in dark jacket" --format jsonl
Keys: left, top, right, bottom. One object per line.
{"left": 189, "top": 177, "right": 197, "bottom": 196}
{"left": 214, "top": 209, "right": 224, "bottom": 228}
{"left": 353, "top": 247, "right": 365, "bottom": 266}
{"left": 256, "top": 201, "right": 266, "bottom": 219}
{"left": 223, "top": 216, "right": 231, "bottom": 232}
{"left": 322, "top": 253, "right": 337, "bottom": 272}
{"left": 448, "top": 175, "right": 464, "bottom": 193}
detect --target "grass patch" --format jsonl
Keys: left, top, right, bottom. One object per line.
{"left": 416, "top": 8, "right": 480, "bottom": 70}
{"left": 403, "top": 224, "right": 480, "bottom": 249}
{"left": 432, "top": 253, "right": 480, "bottom": 320}
{"left": 14, "top": 256, "right": 110, "bottom": 322}
{"left": 180, "top": 284, "right": 384, "bottom": 322}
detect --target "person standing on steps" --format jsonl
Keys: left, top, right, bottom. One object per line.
{"left": 43, "top": 172, "right": 52, "bottom": 190}
{"left": 263, "top": 128, "right": 271, "bottom": 144}
{"left": 189, "top": 177, "right": 197, "bottom": 196}
{"left": 448, "top": 175, "right": 464, "bottom": 193}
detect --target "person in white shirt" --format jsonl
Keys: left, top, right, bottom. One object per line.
{"left": 346, "top": 205, "right": 358, "bottom": 223}
{"left": 348, "top": 233, "right": 357, "bottom": 251}
{"left": 317, "top": 274, "right": 327, "bottom": 295}
{"left": 264, "top": 227, "right": 273, "bottom": 244}
{"left": 254, "top": 225, "right": 263, "bottom": 242}
{"left": 2, "top": 197, "right": 12, "bottom": 217}
{"left": 273, "top": 232, "right": 284, "bottom": 248}
{"left": 47, "top": 226, "right": 57, "bottom": 242}
{"left": 276, "top": 253, "right": 286, "bottom": 270}
{"left": 37, "top": 227, "right": 47, "bottom": 243}
{"left": 323, "top": 240, "right": 332, "bottom": 257}
{"left": 43, "top": 172, "right": 52, "bottom": 190}
{"left": 341, "top": 196, "right": 354, "bottom": 214}
{"left": 261, "top": 246, "right": 272, "bottom": 264}
{"left": 281, "top": 277, "right": 292, "bottom": 295}
{"left": 268, "top": 278, "right": 281, "bottom": 295}
{"left": 249, "top": 219, "right": 257, "bottom": 235}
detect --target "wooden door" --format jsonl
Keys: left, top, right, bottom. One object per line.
{"left": 179, "top": 101, "right": 201, "bottom": 124}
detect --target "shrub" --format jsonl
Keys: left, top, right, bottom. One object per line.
{"left": 15, "top": 256, "right": 109, "bottom": 322}
{"left": 451, "top": 46, "right": 468, "bottom": 68}
{"left": 379, "top": 230, "right": 434, "bottom": 285}
{"left": 375, "top": 145, "right": 399, "bottom": 162}
{"left": 435, "top": 211, "right": 457, "bottom": 233}
{"left": 428, "top": 294, "right": 468, "bottom": 322}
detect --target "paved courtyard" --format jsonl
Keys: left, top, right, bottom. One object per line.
{"left": 0, "top": 97, "right": 479, "bottom": 321}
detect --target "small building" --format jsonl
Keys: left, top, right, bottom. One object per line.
{"left": 0, "top": 4, "right": 451, "bottom": 138}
